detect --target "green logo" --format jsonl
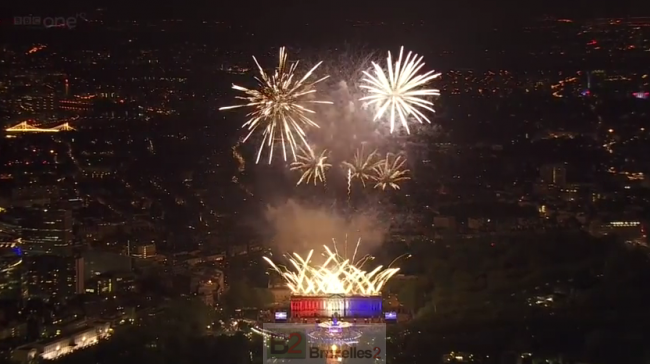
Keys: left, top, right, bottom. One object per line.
{"left": 267, "top": 330, "right": 307, "bottom": 359}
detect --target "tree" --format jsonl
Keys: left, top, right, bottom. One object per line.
{"left": 223, "top": 278, "right": 274, "bottom": 309}
{"left": 395, "top": 278, "right": 426, "bottom": 316}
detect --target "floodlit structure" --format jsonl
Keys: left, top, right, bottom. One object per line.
{"left": 5, "top": 121, "right": 75, "bottom": 133}
{"left": 12, "top": 322, "right": 111, "bottom": 363}
{"left": 290, "top": 294, "right": 382, "bottom": 318}
{"left": 265, "top": 243, "right": 405, "bottom": 319}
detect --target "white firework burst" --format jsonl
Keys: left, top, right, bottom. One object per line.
{"left": 360, "top": 46, "right": 441, "bottom": 134}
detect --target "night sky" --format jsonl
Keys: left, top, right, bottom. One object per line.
{"left": 6, "top": 0, "right": 650, "bottom": 24}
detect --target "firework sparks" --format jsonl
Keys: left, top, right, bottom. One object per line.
{"left": 232, "top": 141, "right": 245, "bottom": 173}
{"left": 264, "top": 242, "right": 405, "bottom": 296}
{"left": 360, "top": 46, "right": 441, "bottom": 134}
{"left": 347, "top": 169, "right": 352, "bottom": 198}
{"left": 372, "top": 152, "right": 410, "bottom": 190}
{"left": 290, "top": 147, "right": 331, "bottom": 186}
{"left": 220, "top": 47, "right": 332, "bottom": 164}
{"left": 341, "top": 146, "right": 380, "bottom": 188}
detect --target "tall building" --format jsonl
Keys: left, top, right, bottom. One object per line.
{"left": 18, "top": 208, "right": 73, "bottom": 255}
{"left": 25, "top": 255, "right": 84, "bottom": 301}
{"left": 539, "top": 163, "right": 567, "bottom": 186}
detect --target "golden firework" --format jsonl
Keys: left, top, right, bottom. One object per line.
{"left": 220, "top": 47, "right": 332, "bottom": 163}
{"left": 341, "top": 145, "right": 380, "bottom": 188}
{"left": 372, "top": 152, "right": 410, "bottom": 190}
{"left": 264, "top": 241, "right": 405, "bottom": 296}
{"left": 290, "top": 147, "right": 331, "bottom": 186}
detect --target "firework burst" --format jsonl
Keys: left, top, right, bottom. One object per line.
{"left": 341, "top": 145, "right": 381, "bottom": 188}
{"left": 290, "top": 147, "right": 331, "bottom": 186}
{"left": 360, "top": 46, "right": 441, "bottom": 134}
{"left": 372, "top": 152, "right": 410, "bottom": 190}
{"left": 263, "top": 242, "right": 406, "bottom": 296}
{"left": 220, "top": 47, "right": 332, "bottom": 164}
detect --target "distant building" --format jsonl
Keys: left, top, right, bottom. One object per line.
{"left": 17, "top": 208, "right": 73, "bottom": 255}
{"left": 12, "top": 322, "right": 110, "bottom": 363}
{"left": 25, "top": 255, "right": 84, "bottom": 301}
{"left": 81, "top": 250, "right": 132, "bottom": 281}
{"left": 539, "top": 163, "right": 567, "bottom": 186}
{"left": 589, "top": 220, "right": 646, "bottom": 241}
{"left": 86, "top": 272, "right": 136, "bottom": 296}
{"left": 268, "top": 279, "right": 292, "bottom": 307}
{"left": 58, "top": 96, "right": 95, "bottom": 113}
{"left": 126, "top": 243, "right": 156, "bottom": 259}
{"left": 10, "top": 186, "right": 60, "bottom": 207}
{"left": 197, "top": 279, "right": 219, "bottom": 306}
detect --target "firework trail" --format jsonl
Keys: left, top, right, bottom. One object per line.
{"left": 220, "top": 47, "right": 332, "bottom": 164}
{"left": 341, "top": 145, "right": 381, "bottom": 188}
{"left": 230, "top": 141, "right": 253, "bottom": 196}
{"left": 232, "top": 141, "right": 245, "bottom": 173}
{"left": 360, "top": 46, "right": 441, "bottom": 134}
{"left": 347, "top": 169, "right": 352, "bottom": 199}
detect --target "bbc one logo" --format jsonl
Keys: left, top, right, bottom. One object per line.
{"left": 14, "top": 14, "right": 86, "bottom": 29}
{"left": 268, "top": 330, "right": 382, "bottom": 361}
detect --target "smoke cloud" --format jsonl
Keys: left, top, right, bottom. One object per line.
{"left": 264, "top": 199, "right": 387, "bottom": 258}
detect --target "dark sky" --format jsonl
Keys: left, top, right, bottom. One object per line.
{"left": 6, "top": 0, "right": 650, "bottom": 23}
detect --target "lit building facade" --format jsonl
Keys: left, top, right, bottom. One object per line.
{"left": 290, "top": 295, "right": 382, "bottom": 318}
{"left": 25, "top": 255, "right": 84, "bottom": 301}
{"left": 12, "top": 322, "right": 111, "bottom": 363}
{"left": 87, "top": 272, "right": 136, "bottom": 296}
{"left": 127, "top": 243, "right": 156, "bottom": 258}
{"left": 19, "top": 208, "right": 73, "bottom": 254}
{"left": 539, "top": 163, "right": 567, "bottom": 186}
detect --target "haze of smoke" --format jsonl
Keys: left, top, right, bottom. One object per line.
{"left": 264, "top": 199, "right": 387, "bottom": 258}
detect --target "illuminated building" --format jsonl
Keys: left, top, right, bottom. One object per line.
{"left": 58, "top": 96, "right": 95, "bottom": 112}
{"left": 590, "top": 221, "right": 646, "bottom": 241}
{"left": 86, "top": 272, "right": 135, "bottom": 296}
{"left": 126, "top": 242, "right": 156, "bottom": 258}
{"left": 25, "top": 255, "right": 84, "bottom": 301}
{"left": 290, "top": 294, "right": 382, "bottom": 319}
{"left": 264, "top": 245, "right": 397, "bottom": 320}
{"left": 18, "top": 208, "right": 73, "bottom": 254}
{"left": 12, "top": 94, "right": 56, "bottom": 114}
{"left": 539, "top": 163, "right": 567, "bottom": 186}
{"left": 12, "top": 322, "right": 111, "bottom": 363}
{"left": 11, "top": 185, "right": 60, "bottom": 207}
